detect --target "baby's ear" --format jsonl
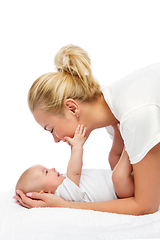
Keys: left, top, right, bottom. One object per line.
{"left": 39, "top": 190, "right": 52, "bottom": 194}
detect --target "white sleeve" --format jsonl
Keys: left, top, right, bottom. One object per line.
{"left": 105, "top": 125, "right": 114, "bottom": 140}
{"left": 55, "top": 177, "right": 85, "bottom": 202}
{"left": 120, "top": 105, "right": 160, "bottom": 164}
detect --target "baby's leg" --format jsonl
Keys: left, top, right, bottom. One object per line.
{"left": 112, "top": 149, "right": 134, "bottom": 198}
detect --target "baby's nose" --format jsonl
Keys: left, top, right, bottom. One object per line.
{"left": 51, "top": 168, "right": 56, "bottom": 172}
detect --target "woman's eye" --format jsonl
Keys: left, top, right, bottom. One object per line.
{"left": 46, "top": 170, "right": 48, "bottom": 175}
{"left": 50, "top": 129, "right": 53, "bottom": 133}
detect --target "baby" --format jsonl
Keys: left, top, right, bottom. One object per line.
{"left": 16, "top": 125, "right": 134, "bottom": 203}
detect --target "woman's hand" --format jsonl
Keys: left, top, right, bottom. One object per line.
{"left": 14, "top": 190, "right": 66, "bottom": 209}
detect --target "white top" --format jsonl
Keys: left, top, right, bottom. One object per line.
{"left": 55, "top": 169, "right": 117, "bottom": 202}
{"left": 103, "top": 63, "right": 160, "bottom": 164}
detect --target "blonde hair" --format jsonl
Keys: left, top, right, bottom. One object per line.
{"left": 28, "top": 44, "right": 101, "bottom": 115}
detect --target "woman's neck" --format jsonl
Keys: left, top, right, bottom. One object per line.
{"left": 80, "top": 94, "right": 118, "bottom": 132}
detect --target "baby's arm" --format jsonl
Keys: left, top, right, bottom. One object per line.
{"left": 64, "top": 125, "right": 86, "bottom": 187}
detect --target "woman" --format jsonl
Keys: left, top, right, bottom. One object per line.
{"left": 15, "top": 45, "right": 160, "bottom": 215}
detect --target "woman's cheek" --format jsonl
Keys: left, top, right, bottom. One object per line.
{"left": 54, "top": 129, "right": 67, "bottom": 140}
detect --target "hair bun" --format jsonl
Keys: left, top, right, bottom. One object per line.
{"left": 54, "top": 44, "right": 92, "bottom": 80}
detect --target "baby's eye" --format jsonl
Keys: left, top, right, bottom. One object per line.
{"left": 50, "top": 129, "right": 53, "bottom": 133}
{"left": 46, "top": 170, "right": 49, "bottom": 175}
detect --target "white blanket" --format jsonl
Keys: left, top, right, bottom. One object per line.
{"left": 0, "top": 190, "right": 160, "bottom": 239}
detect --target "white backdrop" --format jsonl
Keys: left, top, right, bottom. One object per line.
{"left": 0, "top": 0, "right": 160, "bottom": 192}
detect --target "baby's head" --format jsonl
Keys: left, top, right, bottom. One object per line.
{"left": 16, "top": 165, "right": 65, "bottom": 195}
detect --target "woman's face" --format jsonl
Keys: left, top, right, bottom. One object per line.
{"left": 33, "top": 108, "right": 80, "bottom": 143}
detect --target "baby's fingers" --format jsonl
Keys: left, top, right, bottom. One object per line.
{"left": 64, "top": 136, "right": 72, "bottom": 146}
{"left": 75, "top": 124, "right": 81, "bottom": 134}
{"left": 76, "top": 124, "right": 86, "bottom": 135}
{"left": 79, "top": 124, "right": 86, "bottom": 137}
{"left": 82, "top": 126, "right": 86, "bottom": 136}
{"left": 79, "top": 124, "right": 84, "bottom": 134}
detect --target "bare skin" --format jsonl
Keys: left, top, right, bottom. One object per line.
{"left": 108, "top": 123, "right": 124, "bottom": 170}
{"left": 112, "top": 148, "right": 134, "bottom": 198}
{"left": 15, "top": 143, "right": 160, "bottom": 215}
{"left": 40, "top": 94, "right": 119, "bottom": 142}
{"left": 14, "top": 94, "right": 160, "bottom": 215}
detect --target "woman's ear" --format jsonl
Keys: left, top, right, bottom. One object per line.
{"left": 64, "top": 99, "right": 80, "bottom": 116}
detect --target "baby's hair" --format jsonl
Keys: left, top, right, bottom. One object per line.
{"left": 15, "top": 166, "right": 42, "bottom": 195}
{"left": 28, "top": 44, "right": 101, "bottom": 115}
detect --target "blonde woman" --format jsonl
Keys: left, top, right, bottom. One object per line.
{"left": 15, "top": 45, "right": 160, "bottom": 215}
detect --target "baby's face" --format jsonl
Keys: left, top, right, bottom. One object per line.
{"left": 30, "top": 165, "right": 65, "bottom": 193}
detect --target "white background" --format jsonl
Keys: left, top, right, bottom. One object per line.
{"left": 0, "top": 0, "right": 160, "bottom": 192}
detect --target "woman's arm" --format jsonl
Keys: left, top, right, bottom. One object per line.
{"left": 69, "top": 142, "right": 160, "bottom": 215}
{"left": 112, "top": 149, "right": 134, "bottom": 198}
{"left": 15, "top": 143, "right": 160, "bottom": 215}
{"left": 108, "top": 124, "right": 124, "bottom": 170}
{"left": 67, "top": 142, "right": 160, "bottom": 215}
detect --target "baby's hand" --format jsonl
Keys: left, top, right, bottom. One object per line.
{"left": 64, "top": 125, "right": 86, "bottom": 148}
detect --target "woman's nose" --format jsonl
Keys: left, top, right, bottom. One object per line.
{"left": 52, "top": 132, "right": 61, "bottom": 143}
